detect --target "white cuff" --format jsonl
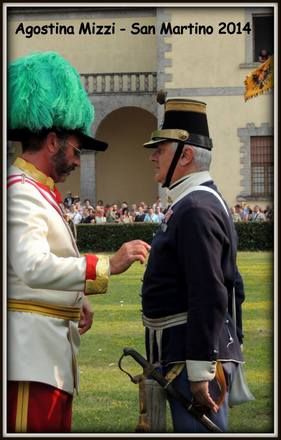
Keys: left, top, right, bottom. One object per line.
{"left": 186, "top": 360, "right": 216, "bottom": 382}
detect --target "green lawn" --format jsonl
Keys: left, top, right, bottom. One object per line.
{"left": 72, "top": 252, "right": 274, "bottom": 434}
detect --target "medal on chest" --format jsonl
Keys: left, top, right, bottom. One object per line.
{"left": 161, "top": 208, "right": 174, "bottom": 232}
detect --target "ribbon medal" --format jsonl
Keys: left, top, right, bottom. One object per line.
{"left": 161, "top": 208, "right": 174, "bottom": 232}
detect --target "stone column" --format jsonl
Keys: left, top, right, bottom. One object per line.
{"left": 80, "top": 150, "right": 96, "bottom": 205}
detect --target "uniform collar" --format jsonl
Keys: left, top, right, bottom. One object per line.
{"left": 14, "top": 157, "right": 55, "bottom": 191}
{"left": 167, "top": 171, "right": 213, "bottom": 205}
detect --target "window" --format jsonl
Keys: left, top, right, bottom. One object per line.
{"left": 253, "top": 14, "right": 274, "bottom": 62}
{"left": 251, "top": 136, "right": 273, "bottom": 196}
{"left": 240, "top": 8, "right": 274, "bottom": 67}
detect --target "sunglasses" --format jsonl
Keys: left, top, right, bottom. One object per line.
{"left": 66, "top": 141, "right": 82, "bottom": 157}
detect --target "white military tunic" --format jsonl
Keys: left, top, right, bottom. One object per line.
{"left": 8, "top": 158, "right": 109, "bottom": 395}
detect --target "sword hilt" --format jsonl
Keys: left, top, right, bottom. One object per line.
{"left": 120, "top": 347, "right": 223, "bottom": 434}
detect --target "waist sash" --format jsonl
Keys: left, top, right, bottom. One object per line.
{"left": 8, "top": 299, "right": 81, "bottom": 321}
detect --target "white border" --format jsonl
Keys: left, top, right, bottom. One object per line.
{"left": 3, "top": 3, "right": 8, "bottom": 438}
{"left": 2, "top": 2, "right": 278, "bottom": 438}
{"left": 273, "top": 4, "right": 278, "bottom": 437}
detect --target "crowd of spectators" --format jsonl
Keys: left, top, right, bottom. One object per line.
{"left": 63, "top": 193, "right": 273, "bottom": 226}
{"left": 230, "top": 203, "right": 273, "bottom": 223}
{"left": 63, "top": 193, "right": 166, "bottom": 225}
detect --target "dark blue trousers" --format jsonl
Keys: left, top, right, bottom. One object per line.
{"left": 166, "top": 366, "right": 232, "bottom": 433}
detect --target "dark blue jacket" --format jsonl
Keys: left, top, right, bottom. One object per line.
{"left": 141, "top": 181, "right": 244, "bottom": 366}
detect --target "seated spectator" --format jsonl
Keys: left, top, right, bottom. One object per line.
{"left": 104, "top": 203, "right": 111, "bottom": 216}
{"left": 139, "top": 201, "right": 148, "bottom": 212}
{"left": 81, "top": 206, "right": 90, "bottom": 223}
{"left": 71, "top": 202, "right": 83, "bottom": 225}
{"left": 155, "top": 206, "right": 165, "bottom": 223}
{"left": 109, "top": 204, "right": 120, "bottom": 222}
{"left": 130, "top": 203, "right": 138, "bottom": 221}
{"left": 95, "top": 206, "right": 106, "bottom": 224}
{"left": 73, "top": 195, "right": 80, "bottom": 204}
{"left": 235, "top": 204, "right": 243, "bottom": 220}
{"left": 97, "top": 199, "right": 104, "bottom": 208}
{"left": 120, "top": 207, "right": 133, "bottom": 224}
{"left": 252, "top": 205, "right": 266, "bottom": 222}
{"left": 241, "top": 203, "right": 250, "bottom": 222}
{"left": 64, "top": 191, "right": 74, "bottom": 208}
{"left": 144, "top": 207, "right": 160, "bottom": 223}
{"left": 134, "top": 206, "right": 146, "bottom": 222}
{"left": 106, "top": 205, "right": 119, "bottom": 223}
{"left": 247, "top": 207, "right": 253, "bottom": 222}
{"left": 231, "top": 206, "right": 242, "bottom": 223}
{"left": 264, "top": 205, "right": 273, "bottom": 222}
{"left": 83, "top": 208, "right": 96, "bottom": 224}
{"left": 118, "top": 201, "right": 128, "bottom": 217}
{"left": 82, "top": 199, "right": 94, "bottom": 211}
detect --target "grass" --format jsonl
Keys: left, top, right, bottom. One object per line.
{"left": 72, "top": 251, "right": 274, "bottom": 434}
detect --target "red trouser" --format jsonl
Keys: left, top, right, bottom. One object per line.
{"left": 7, "top": 381, "right": 73, "bottom": 433}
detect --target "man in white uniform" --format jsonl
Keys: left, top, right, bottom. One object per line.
{"left": 7, "top": 51, "right": 150, "bottom": 433}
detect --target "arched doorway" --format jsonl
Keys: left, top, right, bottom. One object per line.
{"left": 95, "top": 107, "right": 157, "bottom": 206}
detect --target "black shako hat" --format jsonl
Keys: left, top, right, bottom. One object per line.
{"left": 7, "top": 127, "right": 108, "bottom": 152}
{"left": 143, "top": 93, "right": 213, "bottom": 188}
{"left": 143, "top": 94, "right": 212, "bottom": 151}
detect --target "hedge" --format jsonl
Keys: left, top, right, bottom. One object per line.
{"left": 77, "top": 223, "right": 158, "bottom": 252}
{"left": 77, "top": 221, "right": 273, "bottom": 252}
{"left": 234, "top": 221, "right": 273, "bottom": 251}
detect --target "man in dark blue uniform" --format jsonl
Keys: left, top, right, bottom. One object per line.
{"left": 141, "top": 96, "right": 245, "bottom": 432}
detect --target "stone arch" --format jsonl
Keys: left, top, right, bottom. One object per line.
{"left": 90, "top": 94, "right": 157, "bottom": 134}
{"left": 95, "top": 106, "right": 158, "bottom": 206}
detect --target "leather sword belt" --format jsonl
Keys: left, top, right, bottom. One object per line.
{"left": 8, "top": 298, "right": 81, "bottom": 321}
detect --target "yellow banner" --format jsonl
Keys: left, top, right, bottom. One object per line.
{"left": 244, "top": 56, "right": 273, "bottom": 101}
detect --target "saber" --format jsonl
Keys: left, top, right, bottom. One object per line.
{"left": 119, "top": 347, "right": 223, "bottom": 434}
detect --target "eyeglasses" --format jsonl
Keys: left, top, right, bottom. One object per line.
{"left": 66, "top": 141, "right": 81, "bottom": 157}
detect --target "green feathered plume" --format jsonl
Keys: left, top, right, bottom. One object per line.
{"left": 8, "top": 51, "right": 94, "bottom": 135}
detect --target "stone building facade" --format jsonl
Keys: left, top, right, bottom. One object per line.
{"left": 7, "top": 5, "right": 275, "bottom": 208}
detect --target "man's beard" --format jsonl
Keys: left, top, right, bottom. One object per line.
{"left": 51, "top": 144, "right": 76, "bottom": 181}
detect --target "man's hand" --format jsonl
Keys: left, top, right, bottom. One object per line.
{"left": 109, "top": 240, "right": 151, "bottom": 275}
{"left": 78, "top": 297, "right": 94, "bottom": 335}
{"left": 190, "top": 381, "right": 219, "bottom": 413}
